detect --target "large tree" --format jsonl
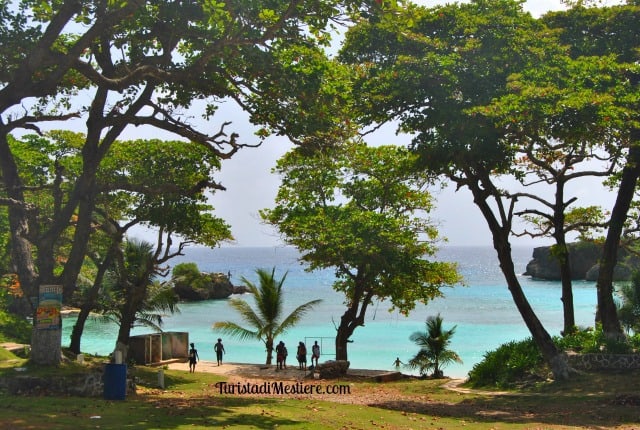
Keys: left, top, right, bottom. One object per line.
{"left": 261, "top": 142, "right": 460, "bottom": 361}
{"left": 474, "top": 53, "right": 629, "bottom": 336}
{"left": 339, "top": 0, "right": 575, "bottom": 378}
{"left": 543, "top": 1, "right": 640, "bottom": 338}
{"left": 0, "top": 0, "right": 368, "bottom": 364}
{"left": 5, "top": 131, "right": 233, "bottom": 354}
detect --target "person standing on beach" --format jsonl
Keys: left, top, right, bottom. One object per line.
{"left": 188, "top": 343, "right": 200, "bottom": 373}
{"left": 214, "top": 338, "right": 225, "bottom": 366}
{"left": 297, "top": 342, "right": 307, "bottom": 370}
{"left": 276, "top": 341, "right": 285, "bottom": 370}
{"left": 311, "top": 341, "right": 320, "bottom": 367}
{"left": 282, "top": 343, "right": 288, "bottom": 369}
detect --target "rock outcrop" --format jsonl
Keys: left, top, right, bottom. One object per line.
{"left": 315, "top": 360, "right": 350, "bottom": 379}
{"left": 173, "top": 272, "right": 235, "bottom": 300}
{"left": 523, "top": 242, "right": 637, "bottom": 281}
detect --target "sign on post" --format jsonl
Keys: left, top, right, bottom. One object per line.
{"left": 36, "top": 284, "right": 62, "bottom": 330}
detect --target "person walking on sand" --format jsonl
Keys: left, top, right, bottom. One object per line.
{"left": 188, "top": 343, "right": 200, "bottom": 373}
{"left": 214, "top": 338, "right": 225, "bottom": 366}
{"left": 311, "top": 341, "right": 320, "bottom": 367}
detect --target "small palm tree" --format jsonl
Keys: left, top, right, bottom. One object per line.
{"left": 100, "top": 239, "right": 180, "bottom": 353}
{"left": 213, "top": 267, "right": 321, "bottom": 365}
{"left": 408, "top": 314, "right": 462, "bottom": 378}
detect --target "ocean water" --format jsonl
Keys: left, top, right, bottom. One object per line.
{"left": 62, "top": 245, "right": 598, "bottom": 378}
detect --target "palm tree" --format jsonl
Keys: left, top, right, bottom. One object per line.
{"left": 213, "top": 267, "right": 321, "bottom": 365}
{"left": 100, "top": 239, "right": 179, "bottom": 359}
{"left": 408, "top": 314, "right": 462, "bottom": 378}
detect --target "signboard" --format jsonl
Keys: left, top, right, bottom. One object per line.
{"left": 36, "top": 284, "right": 62, "bottom": 330}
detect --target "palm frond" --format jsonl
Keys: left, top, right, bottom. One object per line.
{"left": 275, "top": 299, "right": 323, "bottom": 337}
{"left": 213, "top": 321, "right": 260, "bottom": 341}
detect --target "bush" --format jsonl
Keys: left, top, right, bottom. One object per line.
{"left": 467, "top": 338, "right": 544, "bottom": 389}
{"left": 0, "top": 276, "right": 31, "bottom": 344}
{"left": 556, "top": 325, "right": 634, "bottom": 354}
{"left": 172, "top": 262, "right": 200, "bottom": 279}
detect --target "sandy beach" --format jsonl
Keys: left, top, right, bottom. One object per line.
{"left": 166, "top": 359, "right": 400, "bottom": 381}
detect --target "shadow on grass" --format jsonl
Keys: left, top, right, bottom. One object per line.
{"left": 371, "top": 371, "right": 640, "bottom": 429}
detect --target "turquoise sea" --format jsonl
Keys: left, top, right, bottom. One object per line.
{"left": 62, "top": 245, "right": 598, "bottom": 378}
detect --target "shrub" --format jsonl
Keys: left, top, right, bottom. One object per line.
{"left": 0, "top": 276, "right": 31, "bottom": 344}
{"left": 467, "top": 338, "right": 544, "bottom": 388}
{"left": 171, "top": 262, "right": 201, "bottom": 279}
{"left": 556, "top": 325, "right": 634, "bottom": 354}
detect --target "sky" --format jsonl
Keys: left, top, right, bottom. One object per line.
{"left": 125, "top": 0, "right": 620, "bottom": 249}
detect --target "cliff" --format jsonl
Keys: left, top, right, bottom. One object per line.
{"left": 523, "top": 243, "right": 637, "bottom": 282}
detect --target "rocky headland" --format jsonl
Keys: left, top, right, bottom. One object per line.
{"left": 172, "top": 269, "right": 249, "bottom": 301}
{"left": 523, "top": 242, "right": 638, "bottom": 282}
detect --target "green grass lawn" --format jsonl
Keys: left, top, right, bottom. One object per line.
{"left": 1, "top": 353, "right": 639, "bottom": 429}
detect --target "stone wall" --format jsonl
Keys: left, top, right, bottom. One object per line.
{"left": 567, "top": 352, "right": 640, "bottom": 371}
{"left": 0, "top": 366, "right": 136, "bottom": 397}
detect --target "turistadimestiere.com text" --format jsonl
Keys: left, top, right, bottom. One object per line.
{"left": 214, "top": 381, "right": 351, "bottom": 396}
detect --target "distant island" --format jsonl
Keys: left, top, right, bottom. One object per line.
{"left": 523, "top": 242, "right": 637, "bottom": 282}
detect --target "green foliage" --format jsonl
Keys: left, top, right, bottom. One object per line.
{"left": 467, "top": 338, "right": 544, "bottom": 389}
{"left": 0, "top": 277, "right": 31, "bottom": 344}
{"left": 556, "top": 326, "right": 634, "bottom": 354}
{"left": 262, "top": 142, "right": 460, "bottom": 316}
{"left": 214, "top": 268, "right": 321, "bottom": 365}
{"left": 470, "top": 326, "right": 640, "bottom": 388}
{"left": 172, "top": 263, "right": 201, "bottom": 279}
{"left": 616, "top": 271, "right": 640, "bottom": 334}
{"left": 407, "top": 314, "right": 461, "bottom": 378}
{"left": 99, "top": 239, "right": 179, "bottom": 335}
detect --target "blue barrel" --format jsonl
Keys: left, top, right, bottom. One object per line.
{"left": 103, "top": 363, "right": 127, "bottom": 400}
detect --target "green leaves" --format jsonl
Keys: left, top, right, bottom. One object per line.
{"left": 262, "top": 141, "right": 460, "bottom": 316}
{"left": 213, "top": 268, "right": 321, "bottom": 364}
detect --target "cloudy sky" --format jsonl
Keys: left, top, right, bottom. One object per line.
{"left": 132, "top": 0, "right": 621, "bottom": 248}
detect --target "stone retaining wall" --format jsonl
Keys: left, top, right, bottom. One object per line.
{"left": 567, "top": 352, "right": 640, "bottom": 371}
{"left": 0, "top": 367, "right": 136, "bottom": 397}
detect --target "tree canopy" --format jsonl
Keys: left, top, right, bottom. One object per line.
{"left": 262, "top": 141, "right": 460, "bottom": 360}
{"left": 0, "top": 0, "right": 372, "bottom": 364}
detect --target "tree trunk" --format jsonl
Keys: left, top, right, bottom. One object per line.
{"left": 495, "top": 240, "right": 570, "bottom": 380}
{"left": 335, "top": 285, "right": 372, "bottom": 361}
{"left": 31, "top": 327, "right": 62, "bottom": 366}
{"left": 69, "top": 236, "right": 119, "bottom": 354}
{"left": 265, "top": 338, "right": 274, "bottom": 365}
{"left": 69, "top": 307, "right": 90, "bottom": 355}
{"left": 465, "top": 173, "right": 571, "bottom": 380}
{"left": 0, "top": 133, "right": 38, "bottom": 311}
{"left": 595, "top": 143, "right": 640, "bottom": 338}
{"left": 556, "top": 242, "right": 576, "bottom": 335}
